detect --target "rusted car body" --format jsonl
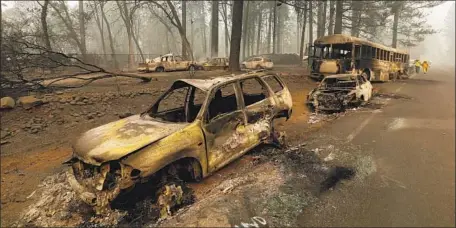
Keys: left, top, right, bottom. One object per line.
{"left": 242, "top": 57, "right": 274, "bottom": 70}
{"left": 306, "top": 74, "right": 372, "bottom": 111}
{"left": 137, "top": 54, "right": 196, "bottom": 72}
{"left": 202, "top": 57, "right": 229, "bottom": 71}
{"left": 67, "top": 72, "right": 292, "bottom": 213}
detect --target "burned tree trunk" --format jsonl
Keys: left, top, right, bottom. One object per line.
{"left": 202, "top": 1, "right": 208, "bottom": 56}
{"left": 267, "top": 6, "right": 273, "bottom": 53}
{"left": 317, "top": 1, "right": 323, "bottom": 38}
{"left": 229, "top": 0, "right": 244, "bottom": 71}
{"left": 40, "top": 0, "right": 52, "bottom": 51}
{"left": 152, "top": 1, "right": 194, "bottom": 59}
{"left": 116, "top": 0, "right": 135, "bottom": 70}
{"left": 322, "top": 0, "right": 327, "bottom": 36}
{"left": 334, "top": 0, "right": 343, "bottom": 34}
{"left": 79, "top": 2, "right": 87, "bottom": 60}
{"left": 256, "top": 11, "right": 261, "bottom": 55}
{"left": 221, "top": 1, "right": 230, "bottom": 57}
{"left": 299, "top": 2, "right": 308, "bottom": 64}
{"left": 182, "top": 0, "right": 187, "bottom": 58}
{"left": 350, "top": 1, "right": 362, "bottom": 37}
{"left": 101, "top": 3, "right": 119, "bottom": 70}
{"left": 391, "top": 2, "right": 402, "bottom": 48}
{"left": 309, "top": 0, "right": 314, "bottom": 44}
{"left": 297, "top": 11, "right": 301, "bottom": 54}
{"left": 211, "top": 0, "right": 219, "bottom": 57}
{"left": 49, "top": 2, "right": 87, "bottom": 60}
{"left": 242, "top": 1, "right": 250, "bottom": 59}
{"left": 277, "top": 6, "right": 283, "bottom": 54}
{"left": 328, "top": 0, "right": 335, "bottom": 35}
{"left": 91, "top": 2, "right": 107, "bottom": 56}
{"left": 272, "top": 1, "right": 277, "bottom": 54}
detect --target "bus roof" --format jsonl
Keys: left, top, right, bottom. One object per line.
{"left": 314, "top": 34, "right": 408, "bottom": 55}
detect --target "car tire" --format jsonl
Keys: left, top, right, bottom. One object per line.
{"left": 156, "top": 67, "right": 164, "bottom": 72}
{"left": 255, "top": 65, "right": 262, "bottom": 70}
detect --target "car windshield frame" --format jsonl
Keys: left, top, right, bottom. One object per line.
{"left": 144, "top": 81, "right": 209, "bottom": 123}
{"left": 319, "top": 76, "right": 358, "bottom": 90}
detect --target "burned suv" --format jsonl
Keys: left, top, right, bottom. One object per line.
{"left": 67, "top": 72, "right": 292, "bottom": 214}
{"left": 306, "top": 74, "right": 372, "bottom": 112}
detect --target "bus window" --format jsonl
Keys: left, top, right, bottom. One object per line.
{"left": 372, "top": 48, "right": 377, "bottom": 59}
{"left": 314, "top": 46, "right": 323, "bottom": 58}
{"left": 361, "top": 46, "right": 367, "bottom": 59}
{"left": 354, "top": 45, "right": 361, "bottom": 59}
{"left": 366, "top": 46, "right": 372, "bottom": 59}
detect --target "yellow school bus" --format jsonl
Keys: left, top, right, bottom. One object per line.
{"left": 308, "top": 34, "right": 410, "bottom": 81}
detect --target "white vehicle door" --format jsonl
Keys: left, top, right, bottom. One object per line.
{"left": 357, "top": 75, "right": 370, "bottom": 100}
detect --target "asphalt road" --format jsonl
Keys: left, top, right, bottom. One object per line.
{"left": 299, "top": 68, "right": 455, "bottom": 226}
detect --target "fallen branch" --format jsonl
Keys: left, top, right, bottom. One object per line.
{"left": 2, "top": 38, "right": 153, "bottom": 90}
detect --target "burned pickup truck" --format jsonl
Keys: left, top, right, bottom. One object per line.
{"left": 137, "top": 53, "right": 196, "bottom": 73}
{"left": 66, "top": 72, "right": 292, "bottom": 215}
{"left": 306, "top": 74, "right": 372, "bottom": 112}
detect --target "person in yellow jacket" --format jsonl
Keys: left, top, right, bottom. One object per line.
{"left": 422, "top": 61, "right": 429, "bottom": 74}
{"left": 414, "top": 60, "right": 421, "bottom": 74}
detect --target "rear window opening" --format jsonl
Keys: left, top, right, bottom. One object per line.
{"left": 207, "top": 83, "right": 238, "bottom": 121}
{"left": 262, "top": 75, "right": 284, "bottom": 93}
{"left": 240, "top": 78, "right": 269, "bottom": 106}
{"left": 148, "top": 82, "right": 207, "bottom": 123}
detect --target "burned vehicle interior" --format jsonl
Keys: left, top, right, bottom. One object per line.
{"left": 147, "top": 81, "right": 206, "bottom": 123}
{"left": 148, "top": 77, "right": 274, "bottom": 124}
{"left": 312, "top": 43, "right": 353, "bottom": 73}
{"left": 240, "top": 77, "right": 269, "bottom": 106}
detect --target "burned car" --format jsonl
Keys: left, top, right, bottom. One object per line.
{"left": 67, "top": 72, "right": 292, "bottom": 215}
{"left": 137, "top": 53, "right": 196, "bottom": 73}
{"left": 242, "top": 56, "right": 274, "bottom": 70}
{"left": 306, "top": 74, "right": 372, "bottom": 111}
{"left": 202, "top": 57, "right": 229, "bottom": 71}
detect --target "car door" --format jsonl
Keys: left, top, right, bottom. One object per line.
{"left": 202, "top": 82, "right": 250, "bottom": 173}
{"left": 357, "top": 75, "right": 370, "bottom": 100}
{"left": 261, "top": 75, "right": 292, "bottom": 118}
{"left": 174, "top": 56, "right": 186, "bottom": 70}
{"left": 239, "top": 76, "right": 275, "bottom": 146}
{"left": 166, "top": 56, "right": 176, "bottom": 71}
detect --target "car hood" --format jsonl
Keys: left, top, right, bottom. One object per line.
{"left": 73, "top": 114, "right": 189, "bottom": 165}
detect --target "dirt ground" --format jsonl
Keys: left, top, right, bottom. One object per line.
{"left": 0, "top": 66, "right": 314, "bottom": 226}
